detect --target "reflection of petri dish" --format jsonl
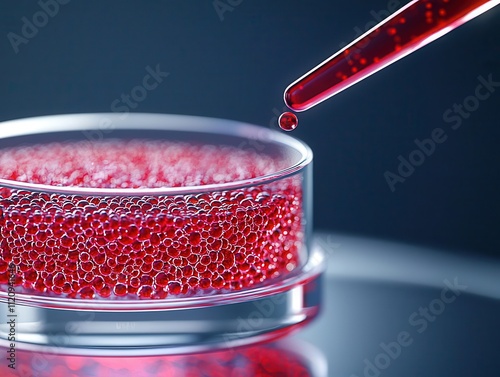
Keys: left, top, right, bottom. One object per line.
{"left": 2, "top": 338, "right": 327, "bottom": 377}
{"left": 0, "top": 113, "right": 324, "bottom": 354}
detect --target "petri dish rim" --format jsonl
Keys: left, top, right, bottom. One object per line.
{"left": 0, "top": 112, "right": 319, "bottom": 311}
{"left": 0, "top": 113, "right": 313, "bottom": 196}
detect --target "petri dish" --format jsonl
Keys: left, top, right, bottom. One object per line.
{"left": 0, "top": 113, "right": 324, "bottom": 355}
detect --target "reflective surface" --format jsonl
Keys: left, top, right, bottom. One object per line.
{"left": 295, "top": 232, "right": 500, "bottom": 376}
{"left": 1, "top": 232, "right": 499, "bottom": 376}
{"left": 2, "top": 339, "right": 327, "bottom": 377}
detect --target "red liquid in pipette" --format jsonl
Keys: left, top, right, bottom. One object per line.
{"left": 283, "top": 0, "right": 500, "bottom": 114}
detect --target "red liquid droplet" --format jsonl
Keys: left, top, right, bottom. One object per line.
{"left": 278, "top": 112, "right": 298, "bottom": 131}
{"left": 284, "top": 0, "right": 498, "bottom": 111}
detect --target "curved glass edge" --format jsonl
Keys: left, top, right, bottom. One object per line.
{"left": 0, "top": 113, "right": 313, "bottom": 196}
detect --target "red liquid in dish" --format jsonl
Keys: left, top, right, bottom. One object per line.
{"left": 284, "top": 0, "right": 500, "bottom": 111}
{"left": 0, "top": 140, "right": 303, "bottom": 299}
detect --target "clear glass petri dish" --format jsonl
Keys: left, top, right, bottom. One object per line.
{"left": 0, "top": 113, "right": 324, "bottom": 355}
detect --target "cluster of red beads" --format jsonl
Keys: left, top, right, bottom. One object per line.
{"left": 0, "top": 140, "right": 303, "bottom": 299}
{"left": 8, "top": 342, "right": 312, "bottom": 377}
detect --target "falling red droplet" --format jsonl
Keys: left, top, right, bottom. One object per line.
{"left": 278, "top": 112, "right": 298, "bottom": 131}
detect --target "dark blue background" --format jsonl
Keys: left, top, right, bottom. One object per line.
{"left": 1, "top": 1, "right": 499, "bottom": 257}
